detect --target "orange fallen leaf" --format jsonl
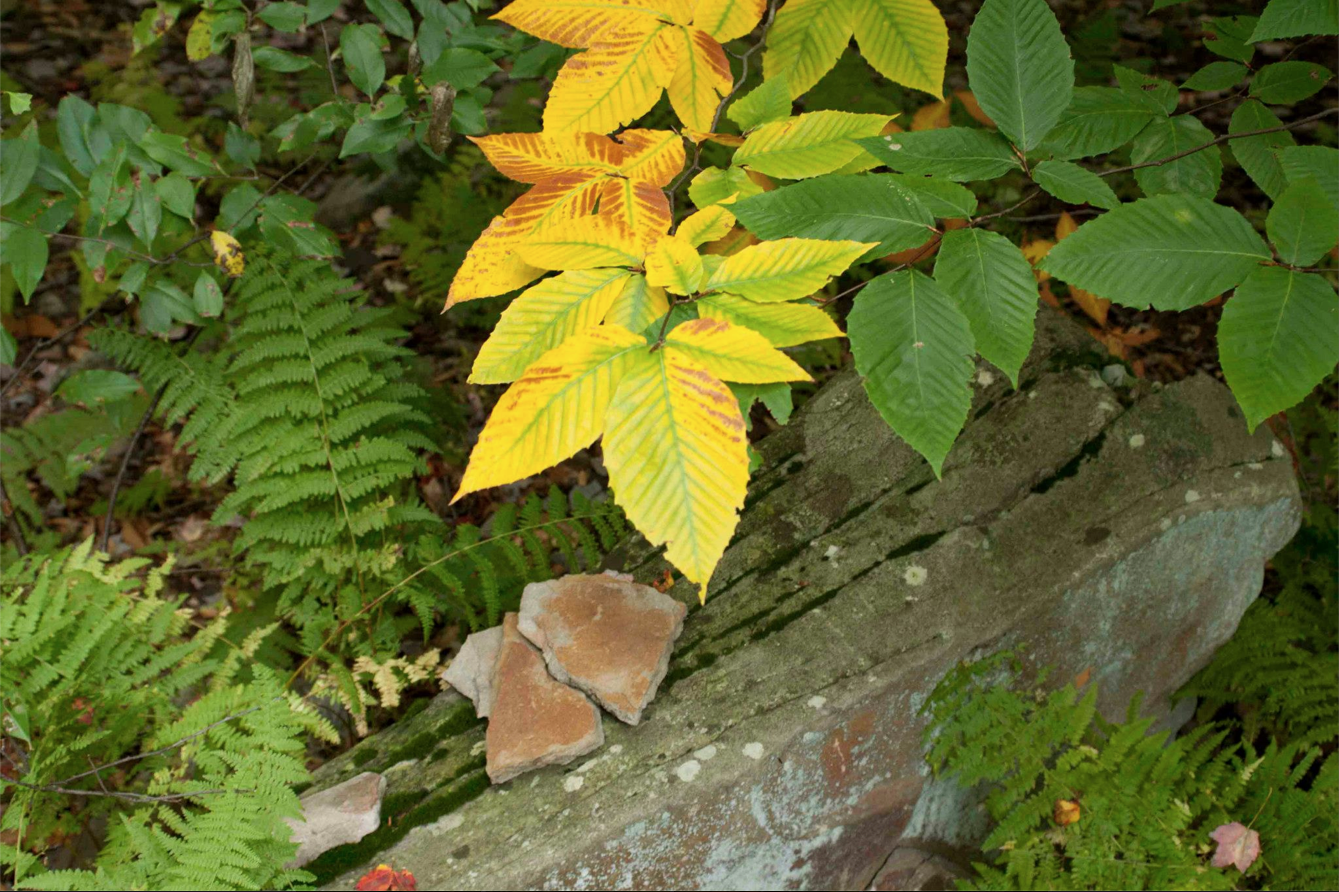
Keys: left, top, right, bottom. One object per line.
{"left": 954, "top": 90, "right": 996, "bottom": 128}
{"left": 911, "top": 100, "right": 951, "bottom": 131}
{"left": 356, "top": 864, "right": 417, "bottom": 891}
{"left": 652, "top": 569, "right": 674, "bottom": 593}
{"left": 1055, "top": 213, "right": 1110, "bottom": 326}
{"left": 1073, "top": 667, "right": 1092, "bottom": 688}
{"left": 1210, "top": 822, "right": 1261, "bottom": 872}
{"left": 1054, "top": 798, "right": 1081, "bottom": 826}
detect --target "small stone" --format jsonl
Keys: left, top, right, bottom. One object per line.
{"left": 518, "top": 574, "right": 687, "bottom": 725}
{"left": 742, "top": 742, "right": 765, "bottom": 760}
{"left": 284, "top": 772, "right": 385, "bottom": 867}
{"left": 563, "top": 774, "right": 585, "bottom": 793}
{"left": 675, "top": 759, "right": 701, "bottom": 782}
{"left": 441, "top": 625, "right": 503, "bottom": 718}
{"left": 486, "top": 614, "right": 604, "bottom": 785}
{"left": 807, "top": 695, "right": 827, "bottom": 709}
{"left": 694, "top": 744, "right": 718, "bottom": 761}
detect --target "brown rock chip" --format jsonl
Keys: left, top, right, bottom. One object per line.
{"left": 486, "top": 613, "right": 603, "bottom": 784}
{"left": 517, "top": 574, "right": 687, "bottom": 725}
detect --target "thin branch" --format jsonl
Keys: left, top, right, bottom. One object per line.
{"left": 99, "top": 381, "right": 168, "bottom": 553}
{"left": 2, "top": 777, "right": 241, "bottom": 804}
{"left": 1, "top": 296, "right": 118, "bottom": 399}
{"left": 0, "top": 478, "right": 28, "bottom": 556}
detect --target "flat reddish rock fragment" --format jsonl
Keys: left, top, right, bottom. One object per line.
{"left": 440, "top": 624, "right": 503, "bottom": 718}
{"left": 486, "top": 613, "right": 603, "bottom": 784}
{"left": 285, "top": 771, "right": 385, "bottom": 867}
{"left": 518, "top": 574, "right": 687, "bottom": 725}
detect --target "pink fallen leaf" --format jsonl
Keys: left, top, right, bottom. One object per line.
{"left": 1210, "top": 821, "right": 1261, "bottom": 872}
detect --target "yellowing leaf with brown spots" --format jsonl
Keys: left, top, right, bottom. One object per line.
{"left": 704, "top": 236, "right": 875, "bottom": 302}
{"left": 678, "top": 205, "right": 737, "bottom": 246}
{"left": 544, "top": 21, "right": 679, "bottom": 134}
{"left": 493, "top": 0, "right": 686, "bottom": 48}
{"left": 604, "top": 273, "right": 670, "bottom": 332}
{"left": 694, "top": 0, "right": 768, "bottom": 42}
{"left": 664, "top": 25, "right": 735, "bottom": 132}
{"left": 210, "top": 230, "right": 245, "bottom": 277}
{"left": 697, "top": 293, "right": 843, "bottom": 347}
{"left": 518, "top": 214, "right": 649, "bottom": 270}
{"left": 449, "top": 132, "right": 684, "bottom": 306}
{"left": 454, "top": 325, "right": 648, "bottom": 501}
{"left": 604, "top": 346, "right": 746, "bottom": 592}
{"left": 665, "top": 317, "right": 813, "bottom": 383}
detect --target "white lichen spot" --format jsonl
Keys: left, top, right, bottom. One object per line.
{"left": 976, "top": 369, "right": 995, "bottom": 387}
{"left": 824, "top": 544, "right": 841, "bottom": 561}
{"left": 694, "top": 744, "right": 718, "bottom": 761}
{"left": 905, "top": 595, "right": 920, "bottom": 604}
{"left": 904, "top": 565, "right": 928, "bottom": 586}
{"left": 1160, "top": 517, "right": 1173, "bottom": 531}
{"left": 576, "top": 758, "right": 599, "bottom": 773}
{"left": 743, "top": 742, "right": 765, "bottom": 760}
{"left": 609, "top": 744, "right": 623, "bottom": 755}
{"left": 1128, "top": 433, "right": 1146, "bottom": 449}
{"left": 807, "top": 695, "right": 827, "bottom": 709}
{"left": 675, "top": 759, "right": 701, "bottom": 782}
{"left": 1248, "top": 462, "right": 1264, "bottom": 471}
{"left": 470, "top": 740, "right": 486, "bottom": 756}
{"left": 1271, "top": 440, "right": 1285, "bottom": 458}
{"left": 1098, "top": 400, "right": 1116, "bottom": 414}
{"left": 563, "top": 774, "right": 584, "bottom": 793}
{"left": 1028, "top": 391, "right": 1038, "bottom": 400}
{"left": 1185, "top": 489, "right": 1201, "bottom": 504}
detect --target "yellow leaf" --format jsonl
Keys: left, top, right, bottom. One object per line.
{"left": 447, "top": 173, "right": 604, "bottom": 305}
{"left": 705, "top": 237, "right": 874, "bottom": 301}
{"left": 665, "top": 317, "right": 812, "bottom": 383}
{"left": 733, "top": 110, "right": 894, "bottom": 179}
{"left": 519, "top": 214, "right": 648, "bottom": 270}
{"left": 454, "top": 326, "right": 648, "bottom": 501}
{"left": 677, "top": 205, "right": 736, "bottom": 246}
{"left": 599, "top": 178, "right": 673, "bottom": 253}
{"left": 603, "top": 346, "right": 747, "bottom": 590}
{"left": 665, "top": 25, "right": 734, "bottom": 132}
{"left": 604, "top": 273, "right": 670, "bottom": 332}
{"left": 615, "top": 129, "right": 688, "bottom": 184}
{"left": 469, "top": 132, "right": 625, "bottom": 182}
{"left": 762, "top": 0, "right": 855, "bottom": 99}
{"left": 912, "top": 99, "right": 951, "bottom": 130}
{"left": 850, "top": 0, "right": 948, "bottom": 98}
{"left": 493, "top": 0, "right": 680, "bottom": 48}
{"left": 688, "top": 166, "right": 763, "bottom": 207}
{"left": 763, "top": 0, "right": 947, "bottom": 99}
{"left": 543, "top": 22, "right": 678, "bottom": 134}
{"left": 697, "top": 293, "right": 843, "bottom": 347}
{"left": 645, "top": 236, "right": 705, "bottom": 295}
{"left": 693, "top": 0, "right": 767, "bottom": 42}
{"left": 470, "top": 269, "right": 633, "bottom": 384}
{"left": 186, "top": 11, "right": 216, "bottom": 62}
{"left": 210, "top": 230, "right": 245, "bottom": 277}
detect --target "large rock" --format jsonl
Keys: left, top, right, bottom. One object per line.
{"left": 441, "top": 625, "right": 503, "bottom": 718}
{"left": 518, "top": 574, "right": 687, "bottom": 725}
{"left": 285, "top": 772, "right": 385, "bottom": 868}
{"left": 309, "top": 312, "right": 1299, "bottom": 890}
{"left": 486, "top": 614, "right": 604, "bottom": 784}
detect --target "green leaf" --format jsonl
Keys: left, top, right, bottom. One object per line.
{"left": 154, "top": 173, "right": 195, "bottom": 219}
{"left": 934, "top": 228, "right": 1038, "bottom": 387}
{"left": 340, "top": 113, "right": 413, "bottom": 157}
{"left": 252, "top": 46, "right": 315, "bottom": 72}
{"left": 1037, "top": 87, "right": 1157, "bottom": 161}
{"left": 0, "top": 123, "right": 40, "bottom": 206}
{"left": 729, "top": 173, "right": 935, "bottom": 258}
{"left": 259, "top": 194, "right": 338, "bottom": 256}
{"left": 423, "top": 47, "right": 500, "bottom": 91}
{"left": 218, "top": 183, "right": 262, "bottom": 232}
{"left": 1181, "top": 61, "right": 1247, "bottom": 92}
{"left": 857, "top": 128, "right": 1022, "bottom": 182}
{"left": 1130, "top": 115, "right": 1222, "bottom": 199}
{"left": 1113, "top": 65, "right": 1177, "bottom": 115}
{"left": 1279, "top": 146, "right": 1339, "bottom": 213}
{"left": 1229, "top": 99, "right": 1295, "bottom": 201}
{"left": 141, "top": 280, "right": 200, "bottom": 333}
{"left": 368, "top": 0, "right": 415, "bottom": 39}
{"left": 1031, "top": 160, "right": 1119, "bottom": 209}
{"left": 307, "top": 0, "right": 341, "bottom": 24}
{"left": 127, "top": 180, "right": 163, "bottom": 246}
{"left": 193, "top": 270, "right": 225, "bottom": 317}
{"left": 139, "top": 131, "right": 217, "bottom": 176}
{"left": 341, "top": 23, "right": 386, "bottom": 98}
{"left": 3, "top": 91, "right": 32, "bottom": 114}
{"left": 89, "top": 144, "right": 132, "bottom": 228}
{"left": 1204, "top": 16, "right": 1257, "bottom": 63}
{"left": 0, "top": 327, "right": 16, "bottom": 365}
{"left": 1249, "top": 0, "right": 1339, "bottom": 41}
{"left": 56, "top": 370, "right": 142, "bottom": 405}
{"left": 119, "top": 262, "right": 150, "bottom": 297}
{"left": 1250, "top": 61, "right": 1334, "bottom": 104}
{"left": 848, "top": 270, "right": 974, "bottom": 475}
{"left": 1219, "top": 267, "right": 1338, "bottom": 431}
{"left": 1267, "top": 180, "right": 1339, "bottom": 267}
{"left": 451, "top": 91, "right": 487, "bottom": 135}
{"left": 56, "top": 95, "right": 105, "bottom": 177}
{"left": 689, "top": 167, "right": 762, "bottom": 207}
{"left": 1040, "top": 194, "right": 1270, "bottom": 310}
{"left": 224, "top": 122, "right": 261, "bottom": 170}
{"left": 882, "top": 174, "right": 978, "bottom": 218}
{"left": 0, "top": 223, "right": 48, "bottom": 301}
{"left": 728, "top": 77, "right": 793, "bottom": 132}
{"left": 258, "top": 1, "right": 306, "bottom": 32}
{"left": 965, "top": 0, "right": 1074, "bottom": 151}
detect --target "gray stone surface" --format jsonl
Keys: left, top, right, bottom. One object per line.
{"left": 311, "top": 312, "right": 1300, "bottom": 890}
{"left": 285, "top": 771, "right": 385, "bottom": 868}
{"left": 441, "top": 624, "right": 503, "bottom": 718}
